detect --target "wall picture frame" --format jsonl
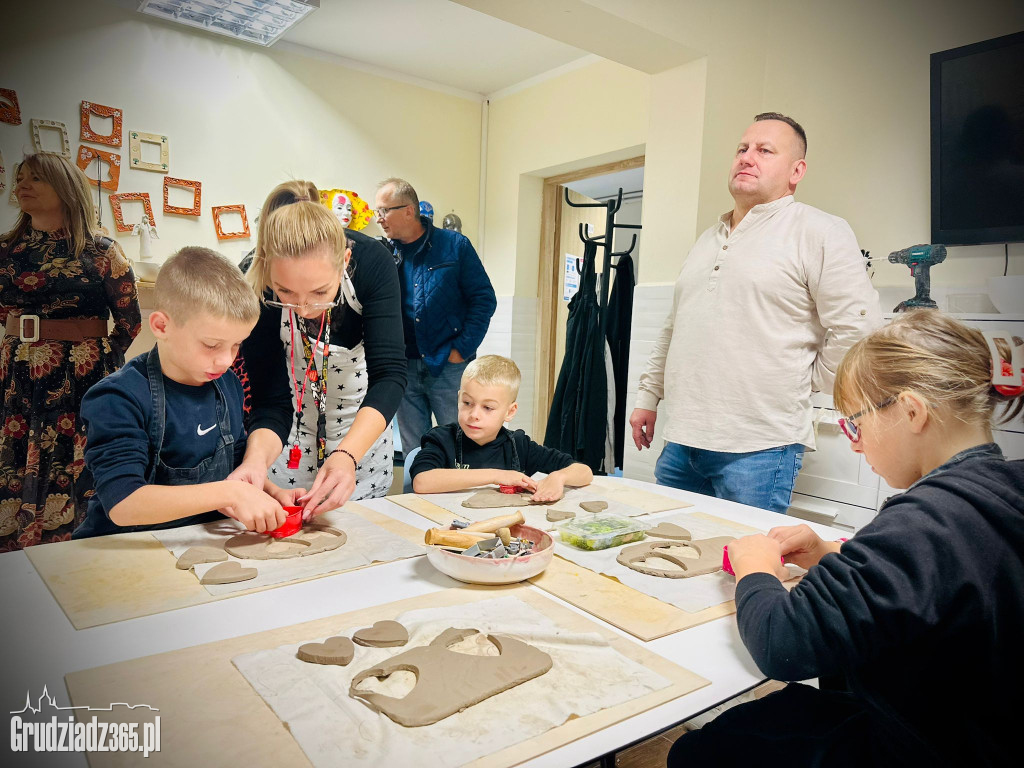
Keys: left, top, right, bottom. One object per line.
{"left": 163, "top": 176, "right": 202, "bottom": 216}
{"left": 211, "top": 204, "right": 250, "bottom": 240}
{"left": 76, "top": 145, "right": 121, "bottom": 191}
{"left": 0, "top": 88, "right": 21, "bottom": 125}
{"left": 128, "top": 130, "right": 169, "bottom": 173}
{"left": 31, "top": 119, "right": 71, "bottom": 158}
{"left": 109, "top": 192, "right": 155, "bottom": 233}
{"left": 80, "top": 101, "right": 123, "bottom": 147}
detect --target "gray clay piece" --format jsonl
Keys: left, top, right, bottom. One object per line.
{"left": 223, "top": 524, "right": 347, "bottom": 561}
{"left": 349, "top": 628, "right": 552, "bottom": 727}
{"left": 546, "top": 509, "right": 575, "bottom": 522}
{"left": 616, "top": 536, "right": 733, "bottom": 578}
{"left": 579, "top": 501, "right": 608, "bottom": 513}
{"left": 645, "top": 523, "right": 692, "bottom": 541}
{"left": 297, "top": 636, "right": 355, "bottom": 666}
{"left": 352, "top": 620, "right": 409, "bottom": 648}
{"left": 200, "top": 561, "right": 258, "bottom": 585}
{"left": 462, "top": 489, "right": 530, "bottom": 509}
{"left": 175, "top": 546, "right": 227, "bottom": 570}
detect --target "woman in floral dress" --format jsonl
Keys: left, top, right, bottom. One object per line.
{"left": 0, "top": 152, "right": 141, "bottom": 550}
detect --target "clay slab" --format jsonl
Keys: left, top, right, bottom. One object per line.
{"left": 645, "top": 523, "right": 692, "bottom": 541}
{"left": 224, "top": 525, "right": 346, "bottom": 561}
{"left": 616, "top": 536, "right": 733, "bottom": 579}
{"left": 298, "top": 636, "right": 355, "bottom": 666}
{"left": 352, "top": 620, "right": 408, "bottom": 648}
{"left": 580, "top": 501, "right": 608, "bottom": 513}
{"left": 349, "top": 628, "right": 552, "bottom": 727}
{"left": 546, "top": 509, "right": 575, "bottom": 522}
{"left": 201, "top": 561, "right": 258, "bottom": 585}
{"left": 176, "top": 546, "right": 227, "bottom": 570}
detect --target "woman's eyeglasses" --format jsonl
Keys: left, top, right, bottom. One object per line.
{"left": 838, "top": 396, "right": 898, "bottom": 443}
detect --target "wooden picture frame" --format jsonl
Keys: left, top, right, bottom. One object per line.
{"left": 211, "top": 204, "right": 250, "bottom": 240}
{"left": 80, "top": 101, "right": 123, "bottom": 147}
{"left": 0, "top": 88, "right": 21, "bottom": 125}
{"left": 128, "top": 130, "right": 169, "bottom": 173}
{"left": 109, "top": 192, "right": 155, "bottom": 233}
{"left": 163, "top": 176, "right": 202, "bottom": 216}
{"left": 31, "top": 119, "right": 71, "bottom": 158}
{"left": 76, "top": 145, "right": 121, "bottom": 191}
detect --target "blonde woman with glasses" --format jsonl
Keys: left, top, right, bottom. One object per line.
{"left": 230, "top": 181, "right": 405, "bottom": 517}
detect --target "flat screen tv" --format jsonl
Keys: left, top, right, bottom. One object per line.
{"left": 931, "top": 30, "right": 1024, "bottom": 245}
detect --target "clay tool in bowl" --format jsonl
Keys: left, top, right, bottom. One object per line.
{"left": 268, "top": 505, "right": 303, "bottom": 539}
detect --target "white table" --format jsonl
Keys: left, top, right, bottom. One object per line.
{"left": 0, "top": 477, "right": 845, "bottom": 768}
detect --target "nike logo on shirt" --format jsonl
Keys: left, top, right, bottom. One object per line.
{"left": 197, "top": 424, "right": 216, "bottom": 436}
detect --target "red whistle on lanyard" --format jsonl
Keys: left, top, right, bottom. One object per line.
{"left": 287, "top": 444, "right": 302, "bottom": 470}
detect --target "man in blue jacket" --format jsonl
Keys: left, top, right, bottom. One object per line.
{"left": 375, "top": 177, "right": 497, "bottom": 459}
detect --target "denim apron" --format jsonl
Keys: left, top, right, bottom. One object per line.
{"left": 132, "top": 347, "right": 233, "bottom": 531}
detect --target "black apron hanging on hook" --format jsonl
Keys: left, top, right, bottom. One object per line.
{"left": 606, "top": 253, "right": 635, "bottom": 470}
{"left": 544, "top": 239, "right": 607, "bottom": 473}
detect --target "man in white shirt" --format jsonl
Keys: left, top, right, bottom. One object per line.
{"left": 629, "top": 113, "right": 881, "bottom": 513}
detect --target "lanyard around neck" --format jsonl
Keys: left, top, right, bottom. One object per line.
{"left": 287, "top": 309, "right": 331, "bottom": 467}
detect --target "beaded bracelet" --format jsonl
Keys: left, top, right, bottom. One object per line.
{"left": 333, "top": 447, "right": 357, "bottom": 469}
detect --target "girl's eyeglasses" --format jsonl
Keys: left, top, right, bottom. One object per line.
{"left": 838, "top": 395, "right": 898, "bottom": 443}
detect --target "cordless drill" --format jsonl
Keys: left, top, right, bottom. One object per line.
{"left": 888, "top": 244, "right": 947, "bottom": 312}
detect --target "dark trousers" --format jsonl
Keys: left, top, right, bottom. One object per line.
{"left": 667, "top": 684, "right": 893, "bottom": 768}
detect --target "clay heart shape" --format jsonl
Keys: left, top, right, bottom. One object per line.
{"left": 297, "top": 636, "right": 355, "bottom": 666}
{"left": 579, "top": 501, "right": 608, "bottom": 513}
{"left": 352, "top": 620, "right": 409, "bottom": 648}
{"left": 200, "top": 561, "right": 258, "bottom": 585}
{"left": 546, "top": 509, "right": 575, "bottom": 522}
{"left": 645, "top": 523, "right": 692, "bottom": 541}
{"left": 175, "top": 546, "right": 227, "bottom": 570}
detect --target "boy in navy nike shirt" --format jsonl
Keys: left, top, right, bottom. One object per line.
{"left": 74, "top": 247, "right": 294, "bottom": 538}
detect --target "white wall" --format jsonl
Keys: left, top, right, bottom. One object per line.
{"left": 0, "top": 0, "right": 483, "bottom": 265}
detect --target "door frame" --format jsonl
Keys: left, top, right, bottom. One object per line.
{"left": 533, "top": 154, "right": 645, "bottom": 438}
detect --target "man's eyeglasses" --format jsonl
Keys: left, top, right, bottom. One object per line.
{"left": 375, "top": 204, "right": 409, "bottom": 220}
{"left": 838, "top": 396, "right": 898, "bottom": 443}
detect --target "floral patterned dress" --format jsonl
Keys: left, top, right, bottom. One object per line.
{"left": 0, "top": 226, "right": 141, "bottom": 550}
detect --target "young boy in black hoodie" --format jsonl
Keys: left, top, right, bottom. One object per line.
{"left": 410, "top": 355, "right": 592, "bottom": 500}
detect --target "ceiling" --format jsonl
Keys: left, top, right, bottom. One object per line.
{"left": 280, "top": 0, "right": 591, "bottom": 96}
{"left": 566, "top": 167, "right": 644, "bottom": 201}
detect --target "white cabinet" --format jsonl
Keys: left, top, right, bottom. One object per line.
{"left": 788, "top": 313, "right": 1023, "bottom": 532}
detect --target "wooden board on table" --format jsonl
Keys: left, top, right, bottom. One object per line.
{"left": 66, "top": 586, "right": 708, "bottom": 768}
{"left": 386, "top": 492, "right": 465, "bottom": 526}
{"left": 531, "top": 511, "right": 778, "bottom": 640}
{"left": 385, "top": 482, "right": 691, "bottom": 528}
{"left": 25, "top": 502, "right": 424, "bottom": 630}
{"left": 389, "top": 495, "right": 759, "bottom": 642}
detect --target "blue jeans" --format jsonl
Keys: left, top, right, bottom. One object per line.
{"left": 396, "top": 358, "right": 467, "bottom": 456}
{"left": 654, "top": 442, "right": 804, "bottom": 514}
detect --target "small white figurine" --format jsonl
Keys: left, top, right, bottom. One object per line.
{"left": 131, "top": 214, "right": 159, "bottom": 261}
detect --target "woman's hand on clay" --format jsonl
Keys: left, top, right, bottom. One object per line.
{"left": 299, "top": 450, "right": 357, "bottom": 519}
{"left": 224, "top": 459, "right": 267, "bottom": 488}
{"left": 492, "top": 471, "right": 537, "bottom": 492}
{"left": 268, "top": 485, "right": 308, "bottom": 508}
{"left": 767, "top": 524, "right": 832, "bottom": 569}
{"left": 726, "top": 534, "right": 788, "bottom": 581}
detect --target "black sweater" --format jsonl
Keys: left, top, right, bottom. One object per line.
{"left": 241, "top": 229, "right": 406, "bottom": 445}
{"left": 735, "top": 444, "right": 1024, "bottom": 765}
{"left": 409, "top": 424, "right": 575, "bottom": 479}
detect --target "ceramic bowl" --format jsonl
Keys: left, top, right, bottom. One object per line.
{"left": 133, "top": 260, "right": 161, "bottom": 283}
{"left": 425, "top": 524, "right": 554, "bottom": 585}
{"left": 987, "top": 276, "right": 1024, "bottom": 315}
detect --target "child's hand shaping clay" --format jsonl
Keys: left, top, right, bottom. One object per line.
{"left": 531, "top": 473, "right": 565, "bottom": 503}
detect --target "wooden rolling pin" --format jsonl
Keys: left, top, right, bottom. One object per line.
{"left": 463, "top": 510, "right": 524, "bottom": 533}
{"left": 424, "top": 529, "right": 492, "bottom": 548}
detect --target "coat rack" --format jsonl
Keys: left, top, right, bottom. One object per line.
{"left": 565, "top": 186, "right": 641, "bottom": 338}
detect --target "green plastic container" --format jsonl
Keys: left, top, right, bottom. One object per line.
{"left": 556, "top": 514, "right": 648, "bottom": 551}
